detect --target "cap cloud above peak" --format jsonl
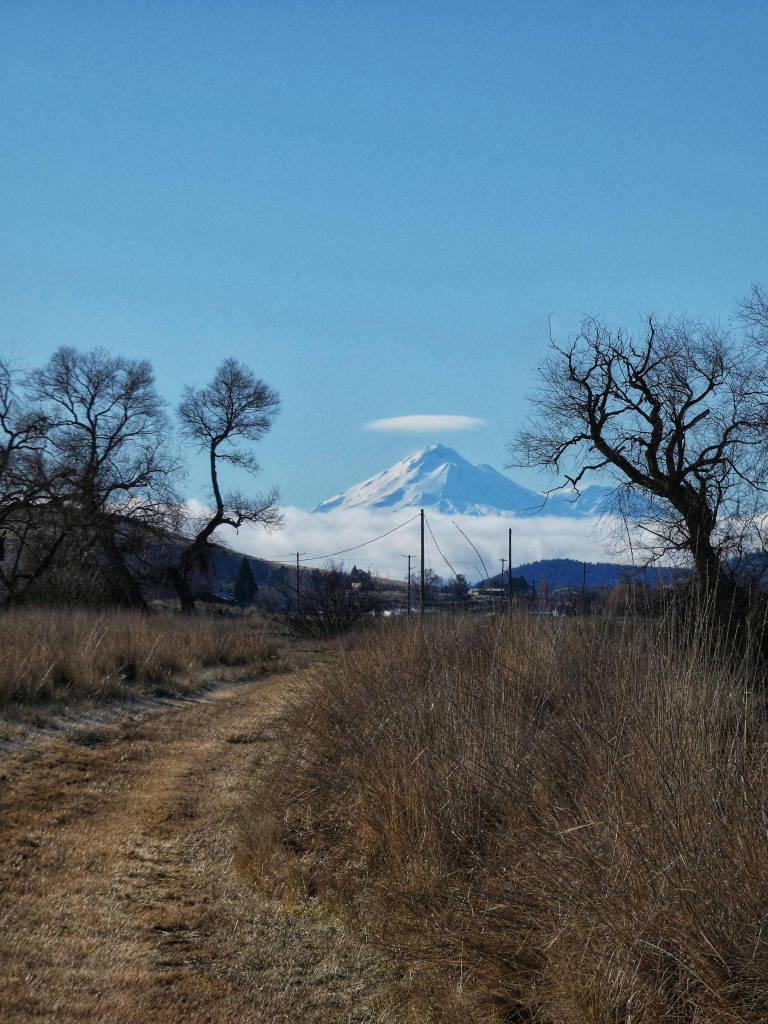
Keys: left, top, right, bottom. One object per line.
{"left": 365, "top": 415, "right": 485, "bottom": 433}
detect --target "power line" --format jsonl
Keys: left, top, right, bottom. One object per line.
{"left": 241, "top": 512, "right": 518, "bottom": 586}
{"left": 424, "top": 515, "right": 461, "bottom": 580}
{"left": 299, "top": 513, "right": 421, "bottom": 563}
{"left": 258, "top": 514, "right": 421, "bottom": 564}
{"left": 452, "top": 520, "right": 496, "bottom": 608}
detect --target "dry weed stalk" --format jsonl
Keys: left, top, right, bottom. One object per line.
{"left": 250, "top": 613, "right": 768, "bottom": 1022}
{"left": 0, "top": 607, "right": 280, "bottom": 702}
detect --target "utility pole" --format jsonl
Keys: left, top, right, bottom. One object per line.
{"left": 500, "top": 558, "right": 505, "bottom": 613}
{"left": 420, "top": 509, "right": 425, "bottom": 618}
{"left": 296, "top": 552, "right": 300, "bottom": 613}
{"left": 508, "top": 527, "right": 512, "bottom": 608}
{"left": 403, "top": 554, "right": 414, "bottom": 615}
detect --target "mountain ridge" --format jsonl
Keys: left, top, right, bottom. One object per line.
{"left": 487, "top": 558, "right": 683, "bottom": 591}
{"left": 312, "top": 444, "right": 613, "bottom": 518}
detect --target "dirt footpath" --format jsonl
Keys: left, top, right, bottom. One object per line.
{"left": 0, "top": 675, "right": 397, "bottom": 1023}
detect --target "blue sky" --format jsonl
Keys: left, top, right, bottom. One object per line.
{"left": 2, "top": 0, "right": 767, "bottom": 510}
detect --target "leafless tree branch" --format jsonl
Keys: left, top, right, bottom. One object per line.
{"left": 508, "top": 302, "right": 768, "bottom": 595}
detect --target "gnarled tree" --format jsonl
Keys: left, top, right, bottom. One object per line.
{"left": 509, "top": 305, "right": 768, "bottom": 599}
{"left": 26, "top": 347, "right": 177, "bottom": 609}
{"left": 173, "top": 359, "right": 282, "bottom": 612}
{"left": 0, "top": 359, "right": 61, "bottom": 603}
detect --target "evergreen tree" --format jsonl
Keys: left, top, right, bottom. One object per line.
{"left": 450, "top": 573, "right": 470, "bottom": 602}
{"left": 350, "top": 565, "right": 372, "bottom": 587}
{"left": 234, "top": 556, "right": 257, "bottom": 604}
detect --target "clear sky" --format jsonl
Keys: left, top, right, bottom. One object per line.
{"left": 2, "top": 0, "right": 767, "bottom": 509}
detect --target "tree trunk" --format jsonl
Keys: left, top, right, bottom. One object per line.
{"left": 682, "top": 511, "right": 743, "bottom": 641}
{"left": 685, "top": 513, "right": 726, "bottom": 593}
{"left": 174, "top": 569, "right": 196, "bottom": 614}
{"left": 172, "top": 515, "right": 222, "bottom": 615}
{"left": 99, "top": 528, "right": 148, "bottom": 612}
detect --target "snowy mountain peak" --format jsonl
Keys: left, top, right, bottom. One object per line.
{"left": 311, "top": 446, "right": 612, "bottom": 518}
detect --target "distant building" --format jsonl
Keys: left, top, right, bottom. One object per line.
{"left": 468, "top": 586, "right": 505, "bottom": 598}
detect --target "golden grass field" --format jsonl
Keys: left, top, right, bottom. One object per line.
{"left": 4, "top": 606, "right": 768, "bottom": 1021}
{"left": 0, "top": 607, "right": 283, "bottom": 704}
{"left": 249, "top": 612, "right": 768, "bottom": 1022}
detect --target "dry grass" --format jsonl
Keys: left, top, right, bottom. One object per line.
{"left": 0, "top": 607, "right": 283, "bottom": 703}
{"left": 248, "top": 613, "right": 768, "bottom": 1022}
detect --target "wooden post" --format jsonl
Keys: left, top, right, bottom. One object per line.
{"left": 508, "top": 527, "right": 512, "bottom": 607}
{"left": 420, "top": 509, "right": 425, "bottom": 618}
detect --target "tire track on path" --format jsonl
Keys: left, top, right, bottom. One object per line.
{"left": 0, "top": 673, "right": 398, "bottom": 1023}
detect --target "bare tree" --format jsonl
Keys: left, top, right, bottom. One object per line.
{"left": 26, "top": 347, "right": 178, "bottom": 609}
{"left": 509, "top": 310, "right": 768, "bottom": 598}
{"left": 285, "top": 559, "right": 380, "bottom": 636}
{"left": 735, "top": 282, "right": 768, "bottom": 343}
{"left": 173, "top": 359, "right": 282, "bottom": 612}
{"left": 410, "top": 568, "right": 444, "bottom": 605}
{"left": 0, "top": 359, "right": 63, "bottom": 603}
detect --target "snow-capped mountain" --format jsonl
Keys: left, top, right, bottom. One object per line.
{"left": 312, "top": 445, "right": 612, "bottom": 517}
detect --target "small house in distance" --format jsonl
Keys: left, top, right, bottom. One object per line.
{"left": 467, "top": 586, "right": 506, "bottom": 599}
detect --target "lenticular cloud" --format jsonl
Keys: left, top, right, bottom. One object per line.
{"left": 366, "top": 415, "right": 485, "bottom": 432}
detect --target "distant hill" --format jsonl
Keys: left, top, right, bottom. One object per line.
{"left": 144, "top": 540, "right": 285, "bottom": 604}
{"left": 201, "top": 545, "right": 277, "bottom": 589}
{"left": 486, "top": 558, "right": 683, "bottom": 590}
{"left": 178, "top": 544, "right": 763, "bottom": 601}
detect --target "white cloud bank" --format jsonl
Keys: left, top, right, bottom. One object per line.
{"left": 216, "top": 506, "right": 621, "bottom": 582}
{"left": 365, "top": 414, "right": 485, "bottom": 432}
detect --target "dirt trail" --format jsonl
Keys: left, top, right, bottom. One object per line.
{"left": 0, "top": 675, "right": 396, "bottom": 1023}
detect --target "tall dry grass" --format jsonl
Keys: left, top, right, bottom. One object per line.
{"left": 249, "top": 613, "right": 768, "bottom": 1022}
{"left": 0, "top": 608, "right": 281, "bottom": 702}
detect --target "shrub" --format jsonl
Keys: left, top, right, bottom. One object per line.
{"left": 284, "top": 560, "right": 381, "bottom": 637}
